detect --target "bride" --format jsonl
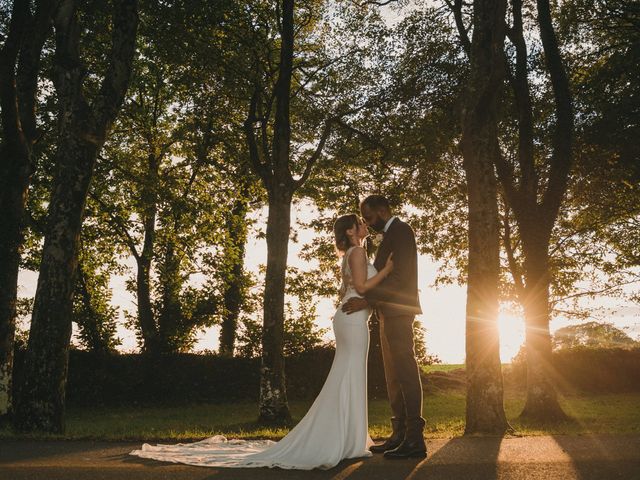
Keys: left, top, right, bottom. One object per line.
{"left": 129, "top": 214, "right": 393, "bottom": 470}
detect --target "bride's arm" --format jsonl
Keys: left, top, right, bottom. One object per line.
{"left": 348, "top": 246, "right": 392, "bottom": 296}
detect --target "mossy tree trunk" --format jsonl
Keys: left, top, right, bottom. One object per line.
{"left": 243, "top": 0, "right": 333, "bottom": 424}
{"left": 0, "top": 0, "right": 56, "bottom": 419}
{"left": 13, "top": 0, "right": 138, "bottom": 433}
{"left": 460, "top": 0, "right": 510, "bottom": 435}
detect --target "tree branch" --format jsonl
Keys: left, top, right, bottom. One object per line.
{"left": 16, "top": 0, "right": 58, "bottom": 144}
{"left": 244, "top": 85, "right": 271, "bottom": 183}
{"left": 502, "top": 206, "right": 525, "bottom": 299}
{"left": 445, "top": 0, "right": 471, "bottom": 56}
{"left": 294, "top": 119, "right": 333, "bottom": 189}
{"left": 508, "top": 0, "right": 537, "bottom": 202}
{"left": 0, "top": 0, "right": 30, "bottom": 142}
{"left": 537, "top": 0, "right": 574, "bottom": 231}
{"left": 551, "top": 279, "right": 640, "bottom": 307}
{"left": 494, "top": 141, "right": 522, "bottom": 216}
{"left": 89, "top": 191, "right": 140, "bottom": 261}
{"left": 93, "top": 0, "right": 139, "bottom": 138}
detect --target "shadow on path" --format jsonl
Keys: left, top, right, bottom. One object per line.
{"left": 409, "top": 436, "right": 503, "bottom": 480}
{"left": 552, "top": 434, "right": 640, "bottom": 480}
{"left": 6, "top": 435, "right": 640, "bottom": 480}
{"left": 0, "top": 439, "right": 116, "bottom": 464}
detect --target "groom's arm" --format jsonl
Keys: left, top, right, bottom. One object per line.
{"left": 364, "top": 224, "right": 415, "bottom": 306}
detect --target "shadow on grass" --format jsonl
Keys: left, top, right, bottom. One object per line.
{"left": 511, "top": 414, "right": 582, "bottom": 435}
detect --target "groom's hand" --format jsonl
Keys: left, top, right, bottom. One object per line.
{"left": 342, "top": 297, "right": 368, "bottom": 314}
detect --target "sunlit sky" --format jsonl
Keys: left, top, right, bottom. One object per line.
{"left": 18, "top": 201, "right": 639, "bottom": 364}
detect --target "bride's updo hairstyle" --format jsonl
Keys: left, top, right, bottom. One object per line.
{"left": 333, "top": 214, "right": 359, "bottom": 255}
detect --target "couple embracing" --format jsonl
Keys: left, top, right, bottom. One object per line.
{"left": 131, "top": 195, "right": 427, "bottom": 470}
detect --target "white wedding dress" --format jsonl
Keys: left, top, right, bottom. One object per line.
{"left": 129, "top": 246, "right": 375, "bottom": 470}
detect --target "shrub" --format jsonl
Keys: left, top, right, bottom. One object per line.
{"left": 506, "top": 347, "right": 640, "bottom": 393}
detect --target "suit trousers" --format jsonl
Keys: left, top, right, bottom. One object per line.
{"left": 379, "top": 313, "right": 426, "bottom": 436}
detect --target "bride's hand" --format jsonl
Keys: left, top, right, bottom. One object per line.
{"left": 384, "top": 253, "right": 394, "bottom": 275}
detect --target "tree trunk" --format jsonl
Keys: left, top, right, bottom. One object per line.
{"left": 0, "top": 0, "right": 56, "bottom": 419}
{"left": 258, "top": 190, "right": 293, "bottom": 423}
{"left": 461, "top": 0, "right": 509, "bottom": 435}
{"left": 0, "top": 141, "right": 30, "bottom": 418}
{"left": 15, "top": 138, "right": 99, "bottom": 433}
{"left": 157, "top": 240, "right": 185, "bottom": 353}
{"left": 136, "top": 153, "right": 160, "bottom": 354}
{"left": 244, "top": 0, "right": 330, "bottom": 424}
{"left": 13, "top": 0, "right": 137, "bottom": 433}
{"left": 519, "top": 222, "right": 566, "bottom": 421}
{"left": 219, "top": 196, "right": 249, "bottom": 357}
{"left": 501, "top": 0, "right": 572, "bottom": 421}
{"left": 254, "top": 0, "right": 295, "bottom": 424}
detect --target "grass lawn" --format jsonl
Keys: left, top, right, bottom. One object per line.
{"left": 1, "top": 392, "right": 638, "bottom": 441}
{"left": 421, "top": 364, "right": 466, "bottom": 373}
{"left": 420, "top": 364, "right": 511, "bottom": 374}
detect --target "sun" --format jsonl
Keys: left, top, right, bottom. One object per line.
{"left": 498, "top": 312, "right": 526, "bottom": 363}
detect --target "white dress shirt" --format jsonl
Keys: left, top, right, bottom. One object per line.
{"left": 383, "top": 216, "right": 397, "bottom": 233}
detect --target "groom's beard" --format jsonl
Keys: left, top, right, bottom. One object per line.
{"left": 371, "top": 218, "right": 386, "bottom": 232}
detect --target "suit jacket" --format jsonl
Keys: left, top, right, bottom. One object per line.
{"left": 365, "top": 218, "right": 422, "bottom": 317}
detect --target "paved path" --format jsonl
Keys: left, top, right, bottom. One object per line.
{"left": 1, "top": 435, "right": 639, "bottom": 480}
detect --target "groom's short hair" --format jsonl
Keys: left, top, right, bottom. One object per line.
{"left": 361, "top": 195, "right": 391, "bottom": 211}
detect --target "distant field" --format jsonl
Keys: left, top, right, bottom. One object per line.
{"left": 2, "top": 392, "right": 638, "bottom": 441}
{"left": 422, "top": 364, "right": 465, "bottom": 373}
{"left": 422, "top": 364, "right": 513, "bottom": 373}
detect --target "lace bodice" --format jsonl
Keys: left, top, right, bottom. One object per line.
{"left": 339, "top": 246, "right": 377, "bottom": 301}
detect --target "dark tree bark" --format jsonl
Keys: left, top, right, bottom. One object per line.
{"left": 460, "top": 0, "right": 510, "bottom": 435}
{"left": 13, "top": 0, "right": 138, "bottom": 433}
{"left": 259, "top": 189, "right": 293, "bottom": 422}
{"left": 492, "top": 0, "right": 574, "bottom": 421}
{"left": 244, "top": 0, "right": 333, "bottom": 423}
{"left": 135, "top": 151, "right": 160, "bottom": 354}
{"left": 157, "top": 239, "right": 186, "bottom": 353}
{"left": 219, "top": 192, "right": 250, "bottom": 357}
{"left": 0, "top": 0, "right": 56, "bottom": 419}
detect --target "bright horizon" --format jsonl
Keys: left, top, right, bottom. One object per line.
{"left": 16, "top": 202, "right": 640, "bottom": 364}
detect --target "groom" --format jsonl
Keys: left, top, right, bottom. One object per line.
{"left": 342, "top": 194, "right": 426, "bottom": 459}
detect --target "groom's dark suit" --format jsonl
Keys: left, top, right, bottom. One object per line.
{"left": 365, "top": 217, "right": 425, "bottom": 437}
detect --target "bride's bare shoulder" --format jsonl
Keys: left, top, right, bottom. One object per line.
{"left": 347, "top": 246, "right": 367, "bottom": 264}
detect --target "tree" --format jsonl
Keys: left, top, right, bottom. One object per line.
{"left": 219, "top": 181, "right": 254, "bottom": 357}
{"left": 91, "top": 2, "right": 241, "bottom": 355}
{"left": 553, "top": 322, "right": 639, "bottom": 350}
{"left": 459, "top": 0, "right": 510, "bottom": 434}
{"left": 0, "top": 0, "right": 56, "bottom": 418}
{"left": 236, "top": 266, "right": 329, "bottom": 358}
{"left": 557, "top": 0, "right": 640, "bottom": 301}
{"left": 14, "top": 0, "right": 138, "bottom": 433}
{"left": 416, "top": 0, "right": 635, "bottom": 329}
{"left": 240, "top": 0, "right": 360, "bottom": 423}
{"left": 449, "top": 0, "right": 575, "bottom": 420}
{"left": 494, "top": 0, "right": 575, "bottom": 422}
{"left": 72, "top": 240, "right": 121, "bottom": 354}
